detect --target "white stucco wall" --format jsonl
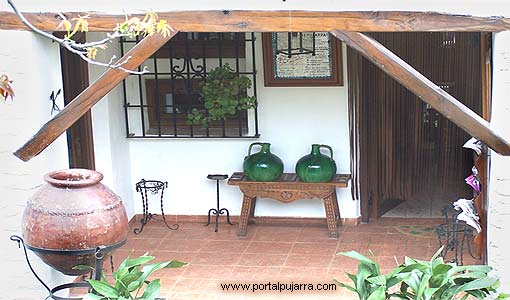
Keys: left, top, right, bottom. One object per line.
{"left": 0, "top": 30, "right": 71, "bottom": 300}
{"left": 88, "top": 32, "right": 356, "bottom": 220}
{"left": 487, "top": 31, "right": 510, "bottom": 291}
{"left": 89, "top": 43, "right": 135, "bottom": 218}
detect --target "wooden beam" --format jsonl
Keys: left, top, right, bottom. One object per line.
{"left": 1, "top": 11, "right": 510, "bottom": 32}
{"left": 331, "top": 30, "right": 510, "bottom": 156}
{"left": 14, "top": 31, "right": 178, "bottom": 162}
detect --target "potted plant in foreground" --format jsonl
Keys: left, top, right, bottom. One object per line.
{"left": 81, "top": 254, "right": 186, "bottom": 300}
{"left": 186, "top": 63, "right": 257, "bottom": 127}
{"left": 336, "top": 247, "right": 507, "bottom": 300}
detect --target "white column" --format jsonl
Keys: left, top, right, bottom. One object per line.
{"left": 487, "top": 31, "right": 510, "bottom": 291}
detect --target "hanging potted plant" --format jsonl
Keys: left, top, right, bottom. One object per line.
{"left": 186, "top": 64, "right": 256, "bottom": 127}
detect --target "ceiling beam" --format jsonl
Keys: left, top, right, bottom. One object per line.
{"left": 0, "top": 11, "right": 509, "bottom": 32}
{"left": 331, "top": 30, "right": 510, "bottom": 156}
{"left": 13, "top": 30, "right": 178, "bottom": 162}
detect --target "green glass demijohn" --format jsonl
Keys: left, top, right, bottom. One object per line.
{"left": 296, "top": 144, "right": 337, "bottom": 182}
{"left": 243, "top": 142, "right": 284, "bottom": 181}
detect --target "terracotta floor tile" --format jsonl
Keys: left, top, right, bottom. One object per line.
{"left": 229, "top": 266, "right": 282, "bottom": 280}
{"left": 158, "top": 239, "right": 204, "bottom": 252}
{"left": 336, "top": 242, "right": 369, "bottom": 255}
{"left": 374, "top": 256, "right": 400, "bottom": 269}
{"left": 330, "top": 255, "right": 361, "bottom": 270}
{"left": 128, "top": 227, "right": 172, "bottom": 239}
{"left": 208, "top": 226, "right": 257, "bottom": 241}
{"left": 284, "top": 254, "right": 332, "bottom": 268}
{"left": 121, "top": 238, "right": 163, "bottom": 252}
{"left": 278, "top": 267, "right": 331, "bottom": 280}
{"left": 297, "top": 226, "right": 342, "bottom": 243}
{"left": 245, "top": 241, "right": 293, "bottom": 255}
{"left": 340, "top": 232, "right": 370, "bottom": 244}
{"left": 253, "top": 226, "right": 300, "bottom": 242}
{"left": 182, "top": 265, "right": 233, "bottom": 279}
{"left": 201, "top": 240, "right": 250, "bottom": 253}
{"left": 237, "top": 253, "right": 288, "bottom": 267}
{"left": 167, "top": 228, "right": 213, "bottom": 240}
{"left": 190, "top": 252, "right": 241, "bottom": 266}
{"left": 151, "top": 250, "right": 196, "bottom": 263}
{"left": 291, "top": 242, "right": 339, "bottom": 256}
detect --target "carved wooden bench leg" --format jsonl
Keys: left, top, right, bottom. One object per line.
{"left": 323, "top": 194, "right": 339, "bottom": 238}
{"left": 332, "top": 191, "right": 341, "bottom": 225}
{"left": 238, "top": 195, "right": 255, "bottom": 237}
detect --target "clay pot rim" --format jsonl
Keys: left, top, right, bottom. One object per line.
{"left": 44, "top": 169, "right": 104, "bottom": 188}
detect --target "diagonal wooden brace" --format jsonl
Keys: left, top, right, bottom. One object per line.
{"left": 331, "top": 30, "right": 510, "bottom": 156}
{"left": 14, "top": 31, "right": 178, "bottom": 162}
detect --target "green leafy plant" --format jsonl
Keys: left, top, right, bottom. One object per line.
{"left": 335, "top": 248, "right": 505, "bottom": 300}
{"left": 81, "top": 254, "right": 187, "bottom": 300}
{"left": 186, "top": 64, "right": 256, "bottom": 127}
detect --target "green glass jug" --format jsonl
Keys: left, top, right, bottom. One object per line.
{"left": 296, "top": 144, "right": 337, "bottom": 182}
{"left": 243, "top": 142, "right": 284, "bottom": 181}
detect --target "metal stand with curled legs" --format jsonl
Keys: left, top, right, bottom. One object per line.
{"left": 205, "top": 174, "right": 234, "bottom": 232}
{"left": 134, "top": 179, "right": 179, "bottom": 234}
{"left": 435, "top": 204, "right": 480, "bottom": 265}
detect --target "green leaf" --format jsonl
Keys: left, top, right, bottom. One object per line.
{"left": 367, "top": 275, "right": 386, "bottom": 286}
{"left": 127, "top": 280, "right": 141, "bottom": 292}
{"left": 87, "top": 280, "right": 119, "bottom": 298}
{"left": 403, "top": 270, "right": 422, "bottom": 292}
{"left": 114, "top": 267, "right": 129, "bottom": 281}
{"left": 333, "top": 279, "right": 357, "bottom": 293}
{"left": 140, "top": 279, "right": 161, "bottom": 300}
{"left": 432, "top": 263, "right": 452, "bottom": 276}
{"left": 82, "top": 293, "right": 105, "bottom": 300}
{"left": 367, "top": 286, "right": 386, "bottom": 300}
{"left": 456, "top": 276, "right": 499, "bottom": 292}
{"left": 339, "top": 251, "right": 374, "bottom": 264}
{"left": 416, "top": 273, "right": 432, "bottom": 299}
{"left": 165, "top": 260, "right": 187, "bottom": 268}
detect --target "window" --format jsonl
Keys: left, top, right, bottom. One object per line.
{"left": 121, "top": 32, "right": 259, "bottom": 138}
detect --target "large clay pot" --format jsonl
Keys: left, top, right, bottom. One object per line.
{"left": 296, "top": 144, "right": 337, "bottom": 182}
{"left": 22, "top": 169, "right": 128, "bottom": 275}
{"left": 243, "top": 142, "right": 284, "bottom": 181}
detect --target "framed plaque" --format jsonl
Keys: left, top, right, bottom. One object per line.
{"left": 262, "top": 32, "right": 343, "bottom": 87}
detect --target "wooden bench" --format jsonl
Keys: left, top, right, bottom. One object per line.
{"left": 227, "top": 172, "right": 351, "bottom": 238}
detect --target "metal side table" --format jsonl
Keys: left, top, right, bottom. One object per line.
{"left": 205, "top": 174, "right": 233, "bottom": 232}
{"left": 134, "top": 179, "right": 179, "bottom": 234}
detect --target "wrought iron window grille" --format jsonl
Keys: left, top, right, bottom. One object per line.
{"left": 121, "top": 32, "right": 259, "bottom": 138}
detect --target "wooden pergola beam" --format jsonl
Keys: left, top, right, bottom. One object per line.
{"left": 331, "top": 30, "right": 510, "bottom": 156}
{"left": 14, "top": 30, "right": 178, "bottom": 162}
{"left": 1, "top": 10, "right": 510, "bottom": 32}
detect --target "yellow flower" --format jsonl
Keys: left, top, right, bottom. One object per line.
{"left": 156, "top": 20, "right": 173, "bottom": 38}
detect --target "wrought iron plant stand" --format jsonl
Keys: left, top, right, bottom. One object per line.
{"left": 435, "top": 204, "right": 480, "bottom": 265}
{"left": 10, "top": 235, "right": 125, "bottom": 300}
{"left": 205, "top": 174, "right": 233, "bottom": 232}
{"left": 134, "top": 179, "right": 179, "bottom": 234}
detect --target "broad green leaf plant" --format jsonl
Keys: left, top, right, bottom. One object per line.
{"left": 81, "top": 254, "right": 186, "bottom": 300}
{"left": 186, "top": 64, "right": 257, "bottom": 127}
{"left": 336, "top": 247, "right": 506, "bottom": 300}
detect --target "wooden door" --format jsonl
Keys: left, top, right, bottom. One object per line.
{"left": 348, "top": 32, "right": 483, "bottom": 220}
{"left": 59, "top": 32, "right": 95, "bottom": 169}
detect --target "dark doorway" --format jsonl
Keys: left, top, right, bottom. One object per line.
{"left": 59, "top": 32, "right": 95, "bottom": 169}
{"left": 348, "top": 32, "right": 483, "bottom": 221}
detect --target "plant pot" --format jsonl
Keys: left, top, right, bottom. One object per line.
{"left": 21, "top": 169, "right": 128, "bottom": 275}
{"left": 243, "top": 142, "right": 284, "bottom": 181}
{"left": 296, "top": 144, "right": 337, "bottom": 182}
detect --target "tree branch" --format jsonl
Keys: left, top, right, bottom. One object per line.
{"left": 7, "top": 0, "right": 149, "bottom": 75}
